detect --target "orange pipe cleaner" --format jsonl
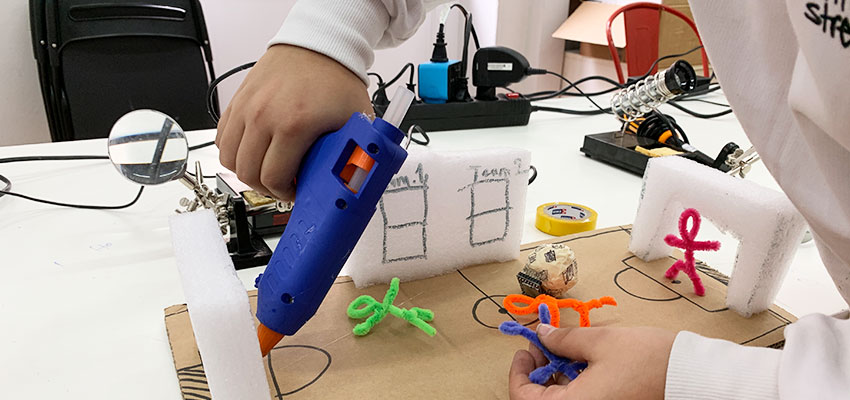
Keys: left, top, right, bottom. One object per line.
{"left": 503, "top": 294, "right": 617, "bottom": 328}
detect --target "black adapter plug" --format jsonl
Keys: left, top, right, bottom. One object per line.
{"left": 373, "top": 87, "right": 390, "bottom": 107}
{"left": 431, "top": 23, "right": 449, "bottom": 63}
{"left": 472, "top": 46, "right": 542, "bottom": 100}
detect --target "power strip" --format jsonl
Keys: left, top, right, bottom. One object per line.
{"left": 375, "top": 98, "right": 532, "bottom": 132}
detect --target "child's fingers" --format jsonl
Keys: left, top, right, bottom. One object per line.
{"left": 537, "top": 324, "right": 605, "bottom": 362}
{"left": 508, "top": 350, "right": 547, "bottom": 399}
{"left": 509, "top": 350, "right": 536, "bottom": 386}
{"left": 527, "top": 342, "right": 547, "bottom": 369}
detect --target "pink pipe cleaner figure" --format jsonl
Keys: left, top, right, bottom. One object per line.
{"left": 664, "top": 208, "right": 720, "bottom": 296}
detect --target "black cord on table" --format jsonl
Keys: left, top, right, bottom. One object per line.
{"left": 530, "top": 71, "right": 613, "bottom": 116}
{"left": 527, "top": 165, "right": 538, "bottom": 185}
{"left": 408, "top": 125, "right": 431, "bottom": 146}
{"left": 678, "top": 98, "right": 730, "bottom": 107}
{"left": 527, "top": 47, "right": 734, "bottom": 119}
{"left": 0, "top": 155, "right": 111, "bottom": 200}
{"left": 0, "top": 154, "right": 144, "bottom": 208}
{"left": 665, "top": 100, "right": 733, "bottom": 119}
{"left": 521, "top": 46, "right": 705, "bottom": 102}
{"left": 523, "top": 75, "right": 622, "bottom": 101}
{"left": 0, "top": 56, "right": 251, "bottom": 210}
{"left": 186, "top": 170, "right": 217, "bottom": 180}
{"left": 531, "top": 105, "right": 608, "bottom": 116}
{"left": 188, "top": 141, "right": 216, "bottom": 151}
{"left": 0, "top": 135, "right": 213, "bottom": 209}
{"left": 0, "top": 173, "right": 10, "bottom": 193}
{"left": 0, "top": 155, "right": 107, "bottom": 164}
{"left": 0, "top": 185, "right": 144, "bottom": 210}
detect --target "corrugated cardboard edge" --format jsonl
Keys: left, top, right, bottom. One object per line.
{"left": 552, "top": 2, "right": 626, "bottom": 47}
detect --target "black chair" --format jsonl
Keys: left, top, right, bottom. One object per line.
{"left": 30, "top": 0, "right": 218, "bottom": 141}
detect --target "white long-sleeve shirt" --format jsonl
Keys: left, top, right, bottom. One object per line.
{"left": 269, "top": 0, "right": 446, "bottom": 85}
{"left": 666, "top": 1, "right": 850, "bottom": 398}
{"left": 270, "top": 1, "right": 850, "bottom": 398}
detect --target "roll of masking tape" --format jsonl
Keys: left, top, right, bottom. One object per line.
{"left": 535, "top": 202, "right": 598, "bottom": 236}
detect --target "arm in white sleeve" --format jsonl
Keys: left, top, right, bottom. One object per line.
{"left": 666, "top": 314, "right": 850, "bottom": 399}
{"left": 269, "top": 0, "right": 449, "bottom": 85}
{"left": 665, "top": 331, "right": 782, "bottom": 399}
{"left": 666, "top": 1, "right": 850, "bottom": 397}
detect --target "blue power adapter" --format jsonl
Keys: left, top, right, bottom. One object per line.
{"left": 418, "top": 60, "right": 465, "bottom": 104}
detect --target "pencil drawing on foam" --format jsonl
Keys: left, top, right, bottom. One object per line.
{"left": 459, "top": 165, "right": 512, "bottom": 247}
{"left": 380, "top": 163, "right": 429, "bottom": 263}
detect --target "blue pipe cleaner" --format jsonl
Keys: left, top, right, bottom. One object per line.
{"left": 499, "top": 303, "right": 588, "bottom": 384}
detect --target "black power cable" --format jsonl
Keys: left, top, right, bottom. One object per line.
{"left": 530, "top": 71, "right": 613, "bottom": 116}
{"left": 523, "top": 75, "right": 622, "bottom": 100}
{"left": 0, "top": 173, "right": 10, "bottom": 193}
{"left": 527, "top": 165, "right": 538, "bottom": 185}
{"left": 527, "top": 46, "right": 732, "bottom": 119}
{"left": 0, "top": 154, "right": 143, "bottom": 209}
{"left": 371, "top": 63, "right": 416, "bottom": 105}
{"left": 0, "top": 56, "right": 283, "bottom": 210}
{"left": 449, "top": 4, "right": 481, "bottom": 51}
{"left": 0, "top": 135, "right": 212, "bottom": 209}
{"left": 0, "top": 186, "right": 144, "bottom": 210}
{"left": 0, "top": 155, "right": 107, "bottom": 163}
{"left": 666, "top": 100, "right": 733, "bottom": 119}
{"left": 207, "top": 61, "right": 256, "bottom": 124}
{"left": 367, "top": 72, "right": 385, "bottom": 86}
{"left": 531, "top": 105, "right": 608, "bottom": 116}
{"left": 189, "top": 141, "right": 216, "bottom": 151}
{"left": 631, "top": 45, "right": 704, "bottom": 82}
{"left": 408, "top": 125, "right": 431, "bottom": 146}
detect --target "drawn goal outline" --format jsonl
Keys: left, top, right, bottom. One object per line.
{"left": 459, "top": 165, "right": 512, "bottom": 247}
{"left": 380, "top": 164, "right": 429, "bottom": 263}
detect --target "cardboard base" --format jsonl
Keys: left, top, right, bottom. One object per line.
{"left": 165, "top": 226, "right": 794, "bottom": 399}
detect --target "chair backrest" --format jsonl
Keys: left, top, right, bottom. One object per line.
{"left": 30, "top": 0, "right": 64, "bottom": 141}
{"left": 605, "top": 2, "right": 709, "bottom": 84}
{"left": 30, "top": 0, "right": 218, "bottom": 141}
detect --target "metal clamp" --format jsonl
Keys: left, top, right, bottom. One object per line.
{"left": 725, "top": 146, "right": 761, "bottom": 178}
{"left": 178, "top": 161, "right": 231, "bottom": 238}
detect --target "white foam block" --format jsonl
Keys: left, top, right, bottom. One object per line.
{"left": 629, "top": 156, "right": 806, "bottom": 317}
{"left": 169, "top": 210, "right": 271, "bottom": 400}
{"left": 341, "top": 147, "right": 532, "bottom": 287}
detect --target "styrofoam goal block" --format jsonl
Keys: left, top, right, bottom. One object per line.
{"left": 629, "top": 156, "right": 806, "bottom": 317}
{"left": 341, "top": 147, "right": 532, "bottom": 287}
{"left": 169, "top": 210, "right": 271, "bottom": 400}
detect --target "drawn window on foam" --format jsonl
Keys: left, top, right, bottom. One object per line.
{"left": 380, "top": 164, "right": 429, "bottom": 263}
{"left": 459, "top": 165, "right": 512, "bottom": 247}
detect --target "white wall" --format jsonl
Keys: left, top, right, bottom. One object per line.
{"left": 496, "top": 0, "right": 572, "bottom": 94}
{"left": 1, "top": 0, "right": 563, "bottom": 147}
{"left": 0, "top": 1, "right": 51, "bottom": 146}
{"left": 200, "top": 0, "right": 296, "bottom": 116}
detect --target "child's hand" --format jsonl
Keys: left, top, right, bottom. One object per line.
{"left": 216, "top": 44, "right": 373, "bottom": 201}
{"left": 509, "top": 325, "right": 676, "bottom": 399}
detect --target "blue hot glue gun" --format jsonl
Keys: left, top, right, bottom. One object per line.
{"left": 255, "top": 88, "right": 415, "bottom": 356}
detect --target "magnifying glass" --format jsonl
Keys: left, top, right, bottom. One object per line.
{"left": 107, "top": 109, "right": 190, "bottom": 186}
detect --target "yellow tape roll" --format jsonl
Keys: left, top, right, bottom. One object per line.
{"left": 535, "top": 202, "right": 598, "bottom": 236}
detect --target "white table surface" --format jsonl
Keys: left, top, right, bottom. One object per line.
{"left": 0, "top": 94, "right": 845, "bottom": 399}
